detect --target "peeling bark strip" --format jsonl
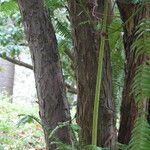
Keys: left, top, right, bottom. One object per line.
{"left": 69, "top": 0, "right": 116, "bottom": 149}
{"left": 117, "top": 0, "right": 150, "bottom": 144}
{"left": 17, "top": 0, "right": 71, "bottom": 149}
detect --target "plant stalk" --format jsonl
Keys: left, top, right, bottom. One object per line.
{"left": 92, "top": 0, "right": 109, "bottom": 145}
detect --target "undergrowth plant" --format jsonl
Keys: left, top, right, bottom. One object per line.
{"left": 0, "top": 98, "right": 44, "bottom": 150}
{"left": 127, "top": 18, "right": 150, "bottom": 150}
{"left": 18, "top": 114, "right": 107, "bottom": 150}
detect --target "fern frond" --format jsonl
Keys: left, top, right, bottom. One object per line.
{"left": 132, "top": 64, "right": 150, "bottom": 103}
{"left": 17, "top": 114, "right": 41, "bottom": 127}
{"left": 55, "top": 19, "right": 71, "bottom": 39}
{"left": 131, "top": 19, "right": 150, "bottom": 61}
{"left": 46, "top": 0, "right": 65, "bottom": 10}
{"left": 129, "top": 17, "right": 150, "bottom": 150}
{"left": 127, "top": 115, "right": 150, "bottom": 150}
{"left": 109, "top": 18, "right": 124, "bottom": 114}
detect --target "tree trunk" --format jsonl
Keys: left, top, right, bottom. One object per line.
{"left": 0, "top": 58, "right": 15, "bottom": 96}
{"left": 117, "top": 1, "right": 150, "bottom": 144}
{"left": 69, "top": 0, "right": 116, "bottom": 149}
{"left": 17, "top": 0, "right": 71, "bottom": 149}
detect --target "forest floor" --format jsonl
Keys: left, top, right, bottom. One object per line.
{"left": 0, "top": 95, "right": 45, "bottom": 150}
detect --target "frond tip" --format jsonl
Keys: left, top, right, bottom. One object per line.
{"left": 127, "top": 115, "right": 150, "bottom": 150}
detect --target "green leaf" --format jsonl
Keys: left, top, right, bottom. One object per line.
{"left": 127, "top": 116, "right": 150, "bottom": 150}
{"left": 1, "top": 52, "right": 6, "bottom": 58}
{"left": 17, "top": 114, "right": 41, "bottom": 127}
{"left": 55, "top": 18, "right": 71, "bottom": 39}
{"left": 83, "top": 145, "right": 102, "bottom": 150}
{"left": 0, "top": 0, "right": 18, "bottom": 14}
{"left": 70, "top": 124, "right": 81, "bottom": 132}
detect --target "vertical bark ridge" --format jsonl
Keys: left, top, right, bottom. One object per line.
{"left": 69, "top": 0, "right": 116, "bottom": 149}
{"left": 117, "top": 1, "right": 150, "bottom": 144}
{"left": 18, "top": 0, "right": 71, "bottom": 149}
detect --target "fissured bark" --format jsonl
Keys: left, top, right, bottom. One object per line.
{"left": 18, "top": 0, "right": 71, "bottom": 149}
{"left": 69, "top": 0, "right": 116, "bottom": 149}
{"left": 117, "top": 0, "right": 150, "bottom": 144}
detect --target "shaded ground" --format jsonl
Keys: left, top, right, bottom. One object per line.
{"left": 0, "top": 95, "right": 45, "bottom": 150}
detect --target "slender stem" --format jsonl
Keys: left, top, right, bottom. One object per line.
{"left": 0, "top": 53, "right": 33, "bottom": 70}
{"left": 92, "top": 0, "right": 109, "bottom": 145}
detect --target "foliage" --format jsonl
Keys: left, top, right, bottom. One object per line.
{"left": 1, "top": 0, "right": 150, "bottom": 149}
{"left": 0, "top": 0, "right": 25, "bottom": 58}
{"left": 0, "top": 4, "right": 25, "bottom": 57}
{"left": 131, "top": 19, "right": 150, "bottom": 62}
{"left": 0, "top": 92, "right": 12, "bottom": 102}
{"left": 127, "top": 115, "right": 150, "bottom": 150}
{"left": 129, "top": 69, "right": 150, "bottom": 150}
{"left": 46, "top": 0, "right": 66, "bottom": 15}
{"left": 17, "top": 114, "right": 42, "bottom": 127}
{"left": 0, "top": 0, "right": 18, "bottom": 15}
{"left": 128, "top": 19, "right": 150, "bottom": 150}
{"left": 0, "top": 95, "right": 44, "bottom": 150}
{"left": 131, "top": 19, "right": 150, "bottom": 101}
{"left": 132, "top": 64, "right": 150, "bottom": 103}
{"left": 109, "top": 17, "right": 125, "bottom": 115}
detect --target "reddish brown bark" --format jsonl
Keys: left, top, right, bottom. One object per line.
{"left": 69, "top": 0, "right": 116, "bottom": 149}
{"left": 17, "top": 0, "right": 71, "bottom": 149}
{"left": 117, "top": 1, "right": 150, "bottom": 144}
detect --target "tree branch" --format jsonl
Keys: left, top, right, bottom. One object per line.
{"left": 0, "top": 54, "right": 33, "bottom": 70}
{"left": 0, "top": 54, "right": 77, "bottom": 94}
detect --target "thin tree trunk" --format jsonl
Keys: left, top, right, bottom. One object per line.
{"left": 69, "top": 0, "right": 116, "bottom": 149}
{"left": 0, "top": 58, "right": 15, "bottom": 97}
{"left": 17, "top": 0, "right": 71, "bottom": 149}
{"left": 117, "top": 1, "right": 150, "bottom": 144}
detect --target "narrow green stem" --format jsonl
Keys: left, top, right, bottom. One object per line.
{"left": 92, "top": 0, "right": 109, "bottom": 146}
